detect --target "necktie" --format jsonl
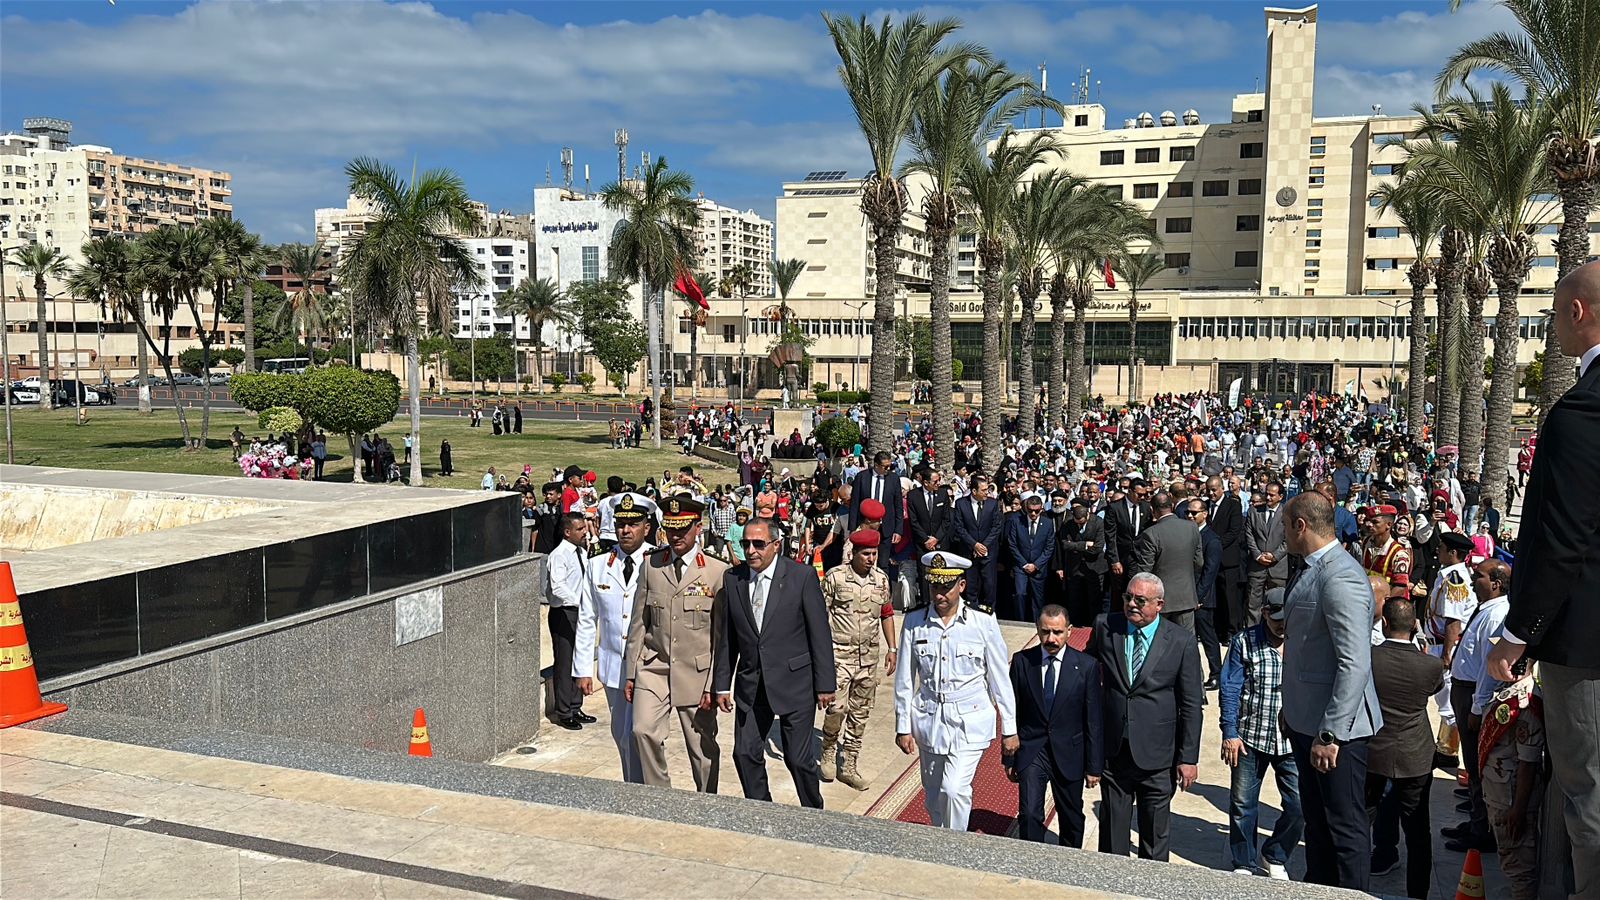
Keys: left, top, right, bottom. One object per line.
{"left": 623, "top": 554, "right": 636, "bottom": 586}
{"left": 673, "top": 556, "right": 684, "bottom": 582}
{"left": 1131, "top": 504, "right": 1139, "bottom": 533}
{"left": 753, "top": 574, "right": 768, "bottom": 631}
{"left": 1030, "top": 520, "right": 1037, "bottom": 540}
{"left": 1043, "top": 655, "right": 1057, "bottom": 711}
{"left": 874, "top": 475, "right": 883, "bottom": 502}
{"left": 1131, "top": 630, "right": 1148, "bottom": 680}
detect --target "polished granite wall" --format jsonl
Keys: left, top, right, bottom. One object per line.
{"left": 42, "top": 553, "right": 545, "bottom": 762}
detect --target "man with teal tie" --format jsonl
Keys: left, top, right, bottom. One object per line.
{"left": 1089, "top": 572, "right": 1205, "bottom": 861}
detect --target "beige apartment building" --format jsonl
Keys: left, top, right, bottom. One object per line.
{"left": 748, "top": 4, "right": 1599, "bottom": 403}
{"left": 0, "top": 118, "right": 238, "bottom": 381}
{"left": 692, "top": 197, "right": 774, "bottom": 296}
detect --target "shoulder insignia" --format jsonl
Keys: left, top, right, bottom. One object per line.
{"left": 1445, "top": 570, "right": 1467, "bottom": 585}
{"left": 696, "top": 552, "right": 706, "bottom": 567}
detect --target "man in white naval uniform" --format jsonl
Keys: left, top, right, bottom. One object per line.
{"left": 893, "top": 551, "right": 1018, "bottom": 830}
{"left": 1425, "top": 531, "right": 1477, "bottom": 768}
{"left": 574, "top": 493, "right": 656, "bottom": 782}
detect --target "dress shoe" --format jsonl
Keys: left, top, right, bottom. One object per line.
{"left": 1440, "top": 823, "right": 1473, "bottom": 840}
{"left": 1455, "top": 787, "right": 1471, "bottom": 799}
{"left": 554, "top": 717, "right": 582, "bottom": 731}
{"left": 1445, "top": 836, "right": 1497, "bottom": 855}
{"left": 1204, "top": 676, "right": 1220, "bottom": 691}
{"left": 1434, "top": 751, "right": 1459, "bottom": 772}
{"left": 1370, "top": 857, "right": 1400, "bottom": 877}
{"left": 1456, "top": 799, "right": 1472, "bottom": 813}
{"left": 576, "top": 713, "right": 597, "bottom": 724}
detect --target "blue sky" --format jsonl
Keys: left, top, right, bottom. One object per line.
{"left": 1, "top": 1, "right": 1517, "bottom": 243}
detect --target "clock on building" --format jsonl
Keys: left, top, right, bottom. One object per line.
{"left": 1276, "top": 186, "right": 1298, "bottom": 208}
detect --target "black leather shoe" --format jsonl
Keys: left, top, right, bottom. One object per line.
{"left": 1456, "top": 799, "right": 1472, "bottom": 813}
{"left": 1204, "top": 676, "right": 1220, "bottom": 691}
{"left": 1371, "top": 857, "right": 1400, "bottom": 877}
{"left": 1445, "top": 836, "right": 1497, "bottom": 855}
{"left": 554, "top": 718, "right": 582, "bottom": 731}
{"left": 1440, "top": 823, "right": 1473, "bottom": 841}
{"left": 1434, "top": 751, "right": 1459, "bottom": 772}
{"left": 576, "top": 713, "right": 597, "bottom": 724}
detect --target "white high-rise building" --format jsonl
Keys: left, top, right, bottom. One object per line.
{"left": 691, "top": 197, "right": 773, "bottom": 296}
{"left": 451, "top": 238, "right": 533, "bottom": 341}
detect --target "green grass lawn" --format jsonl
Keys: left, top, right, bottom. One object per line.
{"left": 1, "top": 406, "right": 725, "bottom": 489}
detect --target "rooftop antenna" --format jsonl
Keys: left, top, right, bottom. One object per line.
{"left": 544, "top": 164, "right": 552, "bottom": 186}
{"left": 583, "top": 163, "right": 590, "bottom": 194}
{"left": 1037, "top": 63, "right": 1048, "bottom": 128}
{"left": 614, "top": 128, "right": 629, "bottom": 183}
{"left": 560, "top": 147, "right": 574, "bottom": 190}
{"left": 641, "top": 150, "right": 650, "bottom": 174}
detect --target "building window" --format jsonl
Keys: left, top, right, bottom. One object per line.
{"left": 1533, "top": 256, "right": 1558, "bottom": 267}
{"left": 1310, "top": 135, "right": 1326, "bottom": 157}
{"left": 1367, "top": 258, "right": 1398, "bottom": 270}
{"left": 1247, "top": 110, "right": 1263, "bottom": 123}
{"left": 807, "top": 264, "right": 826, "bottom": 271}
{"left": 1133, "top": 183, "right": 1158, "bottom": 199}
{"left": 1238, "top": 178, "right": 1263, "bottom": 195}
{"left": 1240, "top": 142, "right": 1264, "bottom": 158}
{"left": 807, "top": 238, "right": 826, "bottom": 244}
{"left": 1371, "top": 164, "right": 1400, "bottom": 176}
{"left": 1074, "top": 114, "right": 1089, "bottom": 127}
{"left": 1103, "top": 185, "right": 1124, "bottom": 199}
{"left": 1100, "top": 150, "right": 1125, "bottom": 166}
{"left": 1165, "top": 252, "right": 1191, "bottom": 269}
{"left": 1169, "top": 146, "right": 1196, "bottom": 162}
{"left": 1135, "top": 148, "right": 1161, "bottom": 163}
{"left": 1203, "top": 180, "right": 1229, "bottom": 197}
{"left": 1306, "top": 239, "right": 1321, "bottom": 249}
{"left": 1367, "top": 226, "right": 1400, "bottom": 239}
{"left": 1237, "top": 215, "right": 1260, "bottom": 231}
{"left": 1165, "top": 217, "right": 1192, "bottom": 234}
{"left": 1374, "top": 133, "right": 1407, "bottom": 147}
{"left": 581, "top": 246, "right": 600, "bottom": 282}
{"left": 1168, "top": 181, "right": 1194, "bottom": 198}
{"left": 1235, "top": 250, "right": 1259, "bottom": 267}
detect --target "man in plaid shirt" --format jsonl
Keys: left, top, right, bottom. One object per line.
{"left": 1219, "top": 587, "right": 1303, "bottom": 879}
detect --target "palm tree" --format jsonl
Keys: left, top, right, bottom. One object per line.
{"left": 6, "top": 242, "right": 68, "bottom": 408}
{"left": 200, "top": 216, "right": 265, "bottom": 441}
{"left": 339, "top": 157, "right": 484, "bottom": 483}
{"left": 132, "top": 226, "right": 199, "bottom": 444}
{"left": 600, "top": 155, "right": 699, "bottom": 448}
{"left": 1371, "top": 173, "right": 1445, "bottom": 435}
{"left": 823, "top": 11, "right": 982, "bottom": 454}
{"left": 277, "top": 242, "right": 329, "bottom": 361}
{"left": 1432, "top": 223, "right": 1469, "bottom": 450}
{"left": 724, "top": 262, "right": 756, "bottom": 398}
{"left": 769, "top": 257, "right": 807, "bottom": 401}
{"left": 905, "top": 61, "right": 1051, "bottom": 460}
{"left": 1458, "top": 238, "right": 1491, "bottom": 480}
{"left": 1410, "top": 83, "right": 1555, "bottom": 507}
{"left": 1007, "top": 172, "right": 1067, "bottom": 437}
{"left": 1439, "top": 0, "right": 1600, "bottom": 417}
{"left": 68, "top": 236, "right": 146, "bottom": 412}
{"left": 496, "top": 277, "right": 571, "bottom": 388}
{"left": 1115, "top": 250, "right": 1167, "bottom": 403}
{"left": 959, "top": 130, "right": 1060, "bottom": 468}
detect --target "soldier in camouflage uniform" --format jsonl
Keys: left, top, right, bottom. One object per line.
{"left": 1478, "top": 674, "right": 1544, "bottom": 900}
{"left": 819, "top": 529, "right": 898, "bottom": 790}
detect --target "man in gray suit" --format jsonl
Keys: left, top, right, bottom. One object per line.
{"left": 1279, "top": 491, "right": 1383, "bottom": 891}
{"left": 1132, "top": 491, "right": 1205, "bottom": 633}
{"left": 1244, "top": 481, "right": 1289, "bottom": 627}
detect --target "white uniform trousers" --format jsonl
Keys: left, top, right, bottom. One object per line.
{"left": 917, "top": 743, "right": 985, "bottom": 830}
{"left": 1429, "top": 644, "right": 1456, "bottom": 728}
{"left": 606, "top": 685, "right": 644, "bottom": 784}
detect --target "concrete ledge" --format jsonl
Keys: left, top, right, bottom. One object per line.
{"left": 29, "top": 709, "right": 1375, "bottom": 900}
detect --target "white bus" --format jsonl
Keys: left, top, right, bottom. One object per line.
{"left": 261, "top": 357, "right": 312, "bottom": 375}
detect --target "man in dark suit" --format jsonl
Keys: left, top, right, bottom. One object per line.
{"left": 1368, "top": 596, "right": 1446, "bottom": 900}
{"left": 1487, "top": 261, "right": 1600, "bottom": 899}
{"left": 1005, "top": 604, "right": 1104, "bottom": 848}
{"left": 1206, "top": 476, "right": 1247, "bottom": 642}
{"left": 714, "top": 518, "right": 837, "bottom": 808}
{"left": 1244, "top": 481, "right": 1289, "bottom": 628}
{"left": 907, "top": 466, "right": 952, "bottom": 608}
{"left": 1280, "top": 492, "right": 1384, "bottom": 891}
{"left": 1103, "top": 479, "right": 1151, "bottom": 606}
{"left": 1089, "top": 571, "right": 1205, "bottom": 861}
{"left": 1132, "top": 491, "right": 1205, "bottom": 634}
{"left": 1005, "top": 494, "right": 1056, "bottom": 621}
{"left": 850, "top": 451, "right": 904, "bottom": 552}
{"left": 1054, "top": 500, "right": 1109, "bottom": 627}
{"left": 1185, "top": 498, "right": 1224, "bottom": 688}
{"left": 952, "top": 474, "right": 1002, "bottom": 615}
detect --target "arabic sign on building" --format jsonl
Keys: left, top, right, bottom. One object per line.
{"left": 540, "top": 222, "right": 600, "bottom": 233}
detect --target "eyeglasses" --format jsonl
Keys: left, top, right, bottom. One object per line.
{"left": 1122, "top": 592, "right": 1162, "bottom": 607}
{"left": 739, "top": 538, "right": 772, "bottom": 550}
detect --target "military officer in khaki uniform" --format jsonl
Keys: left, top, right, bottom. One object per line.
{"left": 624, "top": 495, "right": 729, "bottom": 792}
{"left": 819, "top": 529, "right": 898, "bottom": 790}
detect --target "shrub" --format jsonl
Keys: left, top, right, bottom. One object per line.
{"left": 812, "top": 381, "right": 827, "bottom": 395}
{"left": 577, "top": 372, "right": 596, "bottom": 393}
{"left": 549, "top": 372, "right": 567, "bottom": 393}
{"left": 813, "top": 416, "right": 863, "bottom": 453}
{"left": 814, "top": 389, "right": 871, "bottom": 406}
{"left": 258, "top": 406, "right": 303, "bottom": 435}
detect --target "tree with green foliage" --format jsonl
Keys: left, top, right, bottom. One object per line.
{"left": 814, "top": 415, "right": 863, "bottom": 454}
{"left": 496, "top": 277, "right": 571, "bottom": 386}
{"left": 1115, "top": 250, "right": 1168, "bottom": 403}
{"left": 133, "top": 225, "right": 210, "bottom": 446}
{"left": 445, "top": 336, "right": 516, "bottom": 383}
{"left": 69, "top": 236, "right": 149, "bottom": 413}
{"left": 222, "top": 280, "right": 291, "bottom": 349}
{"left": 276, "top": 241, "right": 330, "bottom": 363}
{"left": 567, "top": 277, "right": 632, "bottom": 343}
{"left": 299, "top": 366, "right": 401, "bottom": 483}
{"left": 590, "top": 318, "right": 649, "bottom": 395}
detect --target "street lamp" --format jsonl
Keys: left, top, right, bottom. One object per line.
{"left": 1372, "top": 296, "right": 1406, "bottom": 406}
{"left": 845, "top": 300, "right": 869, "bottom": 393}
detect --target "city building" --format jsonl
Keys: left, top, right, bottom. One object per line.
{"left": 0, "top": 118, "right": 237, "bottom": 381}
{"left": 451, "top": 237, "right": 533, "bottom": 343}
{"left": 774, "top": 172, "right": 935, "bottom": 299}
{"left": 691, "top": 196, "right": 773, "bottom": 296}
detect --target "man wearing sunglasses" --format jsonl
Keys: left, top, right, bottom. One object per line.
{"left": 714, "top": 518, "right": 836, "bottom": 809}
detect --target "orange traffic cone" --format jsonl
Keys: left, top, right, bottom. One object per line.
{"left": 408, "top": 708, "right": 432, "bottom": 757}
{"left": 0, "top": 562, "right": 68, "bottom": 728}
{"left": 813, "top": 550, "right": 825, "bottom": 577}
{"left": 1455, "top": 848, "right": 1485, "bottom": 900}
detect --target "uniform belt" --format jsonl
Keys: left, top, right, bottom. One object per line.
{"left": 923, "top": 683, "right": 987, "bottom": 704}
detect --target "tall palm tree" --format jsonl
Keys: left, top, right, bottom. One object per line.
{"left": 600, "top": 155, "right": 699, "bottom": 448}
{"left": 1371, "top": 173, "right": 1445, "bottom": 435}
{"left": 1439, "top": 0, "right": 1600, "bottom": 417}
{"left": 68, "top": 236, "right": 147, "bottom": 412}
{"left": 132, "top": 226, "right": 198, "bottom": 444}
{"left": 824, "top": 11, "right": 982, "bottom": 454}
{"left": 768, "top": 257, "right": 808, "bottom": 401}
{"left": 1458, "top": 237, "right": 1491, "bottom": 480}
{"left": 1115, "top": 250, "right": 1167, "bottom": 403}
{"left": 1431, "top": 223, "right": 1469, "bottom": 450}
{"left": 959, "top": 130, "right": 1060, "bottom": 468}
{"left": 1007, "top": 172, "right": 1068, "bottom": 437}
{"left": 496, "top": 277, "right": 571, "bottom": 387}
{"left": 6, "top": 242, "right": 68, "bottom": 408}
{"left": 905, "top": 61, "right": 1051, "bottom": 460}
{"left": 277, "top": 242, "right": 329, "bottom": 361}
{"left": 1411, "top": 83, "right": 1555, "bottom": 507}
{"left": 339, "top": 157, "right": 483, "bottom": 483}
{"left": 200, "top": 216, "right": 265, "bottom": 441}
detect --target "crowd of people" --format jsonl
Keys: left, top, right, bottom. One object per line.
{"left": 515, "top": 260, "right": 1600, "bottom": 897}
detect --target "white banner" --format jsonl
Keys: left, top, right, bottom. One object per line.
{"left": 1227, "top": 378, "right": 1242, "bottom": 409}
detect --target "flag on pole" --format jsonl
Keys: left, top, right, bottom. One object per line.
{"left": 672, "top": 269, "right": 708, "bottom": 310}
{"left": 1102, "top": 258, "right": 1117, "bottom": 288}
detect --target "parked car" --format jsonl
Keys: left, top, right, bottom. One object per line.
{"left": 170, "top": 373, "right": 203, "bottom": 386}
{"left": 8, "top": 387, "right": 40, "bottom": 404}
{"left": 204, "top": 372, "right": 231, "bottom": 386}
{"left": 50, "top": 380, "right": 101, "bottom": 407}
{"left": 123, "top": 374, "right": 162, "bottom": 388}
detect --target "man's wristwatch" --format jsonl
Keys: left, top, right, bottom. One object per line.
{"left": 1316, "top": 730, "right": 1338, "bottom": 746}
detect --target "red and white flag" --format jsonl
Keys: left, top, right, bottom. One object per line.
{"left": 1102, "top": 258, "right": 1117, "bottom": 289}
{"left": 672, "top": 269, "right": 708, "bottom": 310}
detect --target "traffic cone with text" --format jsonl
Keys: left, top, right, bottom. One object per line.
{"left": 0, "top": 562, "right": 68, "bottom": 728}
{"left": 813, "top": 550, "right": 825, "bottom": 577}
{"left": 409, "top": 707, "right": 432, "bottom": 757}
{"left": 1454, "top": 848, "right": 1485, "bottom": 900}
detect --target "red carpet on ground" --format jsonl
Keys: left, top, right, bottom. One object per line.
{"left": 867, "top": 625, "right": 1092, "bottom": 836}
